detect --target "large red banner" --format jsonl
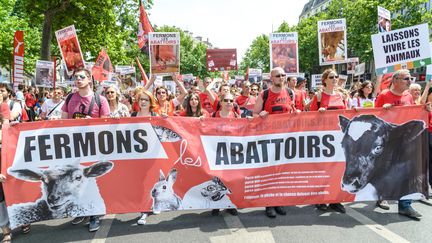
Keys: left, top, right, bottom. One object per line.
{"left": 206, "top": 49, "right": 237, "bottom": 71}
{"left": 13, "top": 31, "right": 24, "bottom": 85}
{"left": 1, "top": 106, "right": 428, "bottom": 228}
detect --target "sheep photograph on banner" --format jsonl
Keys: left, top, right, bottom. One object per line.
{"left": 269, "top": 32, "right": 299, "bottom": 75}
{"left": 1, "top": 107, "right": 429, "bottom": 228}
{"left": 318, "top": 18, "right": 347, "bottom": 65}
{"left": 372, "top": 23, "right": 431, "bottom": 75}
{"left": 149, "top": 32, "right": 180, "bottom": 75}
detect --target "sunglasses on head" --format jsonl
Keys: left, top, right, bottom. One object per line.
{"left": 274, "top": 74, "right": 286, "bottom": 78}
{"left": 328, "top": 75, "right": 339, "bottom": 79}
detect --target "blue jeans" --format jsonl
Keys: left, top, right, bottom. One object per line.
{"left": 398, "top": 199, "right": 412, "bottom": 210}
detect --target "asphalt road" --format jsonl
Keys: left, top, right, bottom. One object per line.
{"left": 7, "top": 200, "right": 432, "bottom": 243}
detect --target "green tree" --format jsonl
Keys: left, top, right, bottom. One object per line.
{"left": 240, "top": 34, "right": 270, "bottom": 73}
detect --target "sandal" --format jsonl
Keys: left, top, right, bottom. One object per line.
{"left": 21, "top": 224, "right": 31, "bottom": 234}
{"left": 1, "top": 232, "right": 11, "bottom": 243}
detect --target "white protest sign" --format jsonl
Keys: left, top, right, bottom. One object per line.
{"left": 354, "top": 63, "right": 365, "bottom": 76}
{"left": 311, "top": 74, "right": 322, "bottom": 88}
{"left": 372, "top": 23, "right": 431, "bottom": 75}
{"left": 318, "top": 19, "right": 347, "bottom": 65}
{"left": 269, "top": 32, "right": 299, "bottom": 75}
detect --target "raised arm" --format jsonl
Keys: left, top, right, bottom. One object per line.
{"left": 144, "top": 75, "right": 157, "bottom": 91}
{"left": 205, "top": 79, "right": 218, "bottom": 105}
{"left": 172, "top": 74, "right": 188, "bottom": 104}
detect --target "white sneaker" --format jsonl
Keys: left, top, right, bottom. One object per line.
{"left": 153, "top": 210, "right": 161, "bottom": 215}
{"left": 137, "top": 213, "right": 148, "bottom": 225}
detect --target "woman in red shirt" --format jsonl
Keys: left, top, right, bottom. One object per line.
{"left": 310, "top": 69, "right": 347, "bottom": 214}
{"left": 179, "top": 93, "right": 209, "bottom": 118}
{"left": 211, "top": 93, "right": 239, "bottom": 118}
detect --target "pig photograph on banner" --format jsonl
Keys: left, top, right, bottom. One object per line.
{"left": 35, "top": 60, "right": 54, "bottom": 88}
{"left": 270, "top": 32, "right": 299, "bottom": 75}
{"left": 55, "top": 25, "right": 85, "bottom": 74}
{"left": 149, "top": 32, "right": 180, "bottom": 75}
{"left": 318, "top": 19, "right": 347, "bottom": 65}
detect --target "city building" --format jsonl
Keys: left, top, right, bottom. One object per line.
{"left": 299, "top": 0, "right": 331, "bottom": 20}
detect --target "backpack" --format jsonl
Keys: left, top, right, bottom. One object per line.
{"left": 65, "top": 93, "right": 102, "bottom": 117}
{"left": 262, "top": 88, "right": 295, "bottom": 111}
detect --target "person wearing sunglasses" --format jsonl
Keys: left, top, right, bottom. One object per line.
{"left": 250, "top": 83, "right": 260, "bottom": 97}
{"left": 205, "top": 79, "right": 241, "bottom": 116}
{"left": 253, "top": 67, "right": 296, "bottom": 218}
{"left": 309, "top": 69, "right": 347, "bottom": 214}
{"left": 60, "top": 67, "right": 109, "bottom": 232}
{"left": 40, "top": 87, "right": 65, "bottom": 120}
{"left": 104, "top": 85, "right": 130, "bottom": 118}
{"left": 211, "top": 93, "right": 239, "bottom": 118}
{"left": 144, "top": 74, "right": 188, "bottom": 116}
{"left": 375, "top": 69, "right": 425, "bottom": 220}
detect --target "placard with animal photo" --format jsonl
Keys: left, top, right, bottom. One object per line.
{"left": 378, "top": 6, "right": 391, "bottom": 33}
{"left": 346, "top": 57, "right": 359, "bottom": 74}
{"left": 55, "top": 25, "right": 85, "bottom": 74}
{"left": 270, "top": 32, "right": 299, "bottom": 75}
{"left": 149, "top": 32, "right": 180, "bottom": 75}
{"left": 35, "top": 60, "right": 54, "bottom": 88}
{"left": 1, "top": 107, "right": 428, "bottom": 228}
{"left": 115, "top": 65, "right": 137, "bottom": 91}
{"left": 318, "top": 19, "right": 347, "bottom": 65}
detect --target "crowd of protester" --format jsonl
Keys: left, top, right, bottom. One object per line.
{"left": 0, "top": 67, "right": 431, "bottom": 241}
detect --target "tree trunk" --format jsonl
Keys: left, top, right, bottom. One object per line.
{"left": 40, "top": 11, "right": 53, "bottom": 61}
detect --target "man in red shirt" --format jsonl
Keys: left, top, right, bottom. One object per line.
{"left": 375, "top": 69, "right": 420, "bottom": 220}
{"left": 253, "top": 67, "right": 295, "bottom": 218}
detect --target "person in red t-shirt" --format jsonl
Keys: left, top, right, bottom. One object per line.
{"left": 198, "top": 77, "right": 215, "bottom": 114}
{"left": 236, "top": 81, "right": 256, "bottom": 117}
{"left": 211, "top": 93, "right": 239, "bottom": 118}
{"left": 253, "top": 67, "right": 295, "bottom": 218}
{"left": 295, "top": 77, "right": 308, "bottom": 111}
{"left": 309, "top": 69, "right": 347, "bottom": 214}
{"left": 375, "top": 69, "right": 422, "bottom": 220}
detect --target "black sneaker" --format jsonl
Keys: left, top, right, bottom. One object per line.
{"left": 315, "top": 204, "right": 328, "bottom": 211}
{"left": 71, "top": 216, "right": 87, "bottom": 225}
{"left": 211, "top": 209, "right": 220, "bottom": 216}
{"left": 89, "top": 216, "right": 101, "bottom": 232}
{"left": 274, "top": 206, "right": 286, "bottom": 215}
{"left": 399, "top": 206, "right": 422, "bottom": 220}
{"left": 329, "top": 203, "right": 346, "bottom": 213}
{"left": 376, "top": 200, "right": 390, "bottom": 210}
{"left": 265, "top": 207, "right": 276, "bottom": 218}
{"left": 226, "top": 208, "right": 238, "bottom": 216}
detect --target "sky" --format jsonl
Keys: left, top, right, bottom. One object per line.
{"left": 149, "top": 0, "right": 310, "bottom": 63}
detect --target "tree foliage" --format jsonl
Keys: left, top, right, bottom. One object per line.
{"left": 240, "top": 34, "right": 270, "bottom": 73}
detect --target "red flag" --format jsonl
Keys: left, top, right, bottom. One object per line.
{"left": 92, "top": 48, "right": 113, "bottom": 82}
{"left": 135, "top": 57, "right": 149, "bottom": 85}
{"left": 13, "top": 31, "right": 25, "bottom": 86}
{"left": 138, "top": 0, "right": 154, "bottom": 53}
{"left": 245, "top": 67, "right": 249, "bottom": 81}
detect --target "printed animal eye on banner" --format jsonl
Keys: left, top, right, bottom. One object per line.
{"left": 55, "top": 25, "right": 85, "bottom": 75}
{"left": 377, "top": 6, "right": 391, "bottom": 33}
{"left": 269, "top": 32, "right": 299, "bottom": 75}
{"left": 318, "top": 19, "right": 347, "bottom": 65}
{"left": 115, "top": 65, "right": 137, "bottom": 90}
{"left": 35, "top": 60, "right": 54, "bottom": 88}
{"left": 372, "top": 23, "right": 432, "bottom": 75}
{"left": 149, "top": 32, "right": 180, "bottom": 75}
{"left": 1, "top": 107, "right": 428, "bottom": 229}
{"left": 206, "top": 49, "right": 237, "bottom": 72}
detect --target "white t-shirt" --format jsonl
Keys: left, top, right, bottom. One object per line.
{"left": 41, "top": 99, "right": 64, "bottom": 119}
{"left": 351, "top": 97, "right": 375, "bottom": 108}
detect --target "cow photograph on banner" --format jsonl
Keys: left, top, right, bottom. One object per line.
{"left": 35, "top": 60, "right": 54, "bottom": 88}
{"left": 149, "top": 32, "right": 180, "bottom": 75}
{"left": 55, "top": 25, "right": 85, "bottom": 74}
{"left": 318, "top": 19, "right": 347, "bottom": 65}
{"left": 1, "top": 106, "right": 428, "bottom": 229}
{"left": 372, "top": 23, "right": 432, "bottom": 75}
{"left": 269, "top": 32, "right": 299, "bottom": 75}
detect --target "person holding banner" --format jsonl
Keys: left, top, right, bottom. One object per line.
{"left": 211, "top": 93, "right": 240, "bottom": 118}
{"left": 61, "top": 67, "right": 109, "bottom": 232}
{"left": 309, "top": 69, "right": 347, "bottom": 214}
{"left": 236, "top": 81, "right": 256, "bottom": 117}
{"left": 375, "top": 69, "right": 422, "bottom": 220}
{"left": 253, "top": 67, "right": 295, "bottom": 218}
{"left": 351, "top": 81, "right": 377, "bottom": 109}
{"left": 420, "top": 79, "right": 432, "bottom": 199}
{"left": 104, "top": 85, "right": 130, "bottom": 118}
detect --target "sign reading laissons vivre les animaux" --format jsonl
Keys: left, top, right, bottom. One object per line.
{"left": 372, "top": 23, "right": 431, "bottom": 75}
{"left": 1, "top": 108, "right": 428, "bottom": 229}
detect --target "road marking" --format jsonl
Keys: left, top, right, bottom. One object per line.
{"left": 210, "top": 212, "right": 276, "bottom": 243}
{"left": 91, "top": 214, "right": 116, "bottom": 243}
{"left": 346, "top": 208, "right": 410, "bottom": 243}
